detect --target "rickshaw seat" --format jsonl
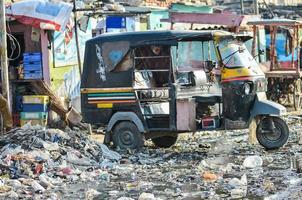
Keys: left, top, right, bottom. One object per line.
{"left": 193, "top": 95, "right": 222, "bottom": 104}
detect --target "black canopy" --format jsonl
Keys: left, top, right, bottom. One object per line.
{"left": 81, "top": 30, "right": 235, "bottom": 89}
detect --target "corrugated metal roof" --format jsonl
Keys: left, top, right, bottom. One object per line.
{"left": 247, "top": 18, "right": 302, "bottom": 26}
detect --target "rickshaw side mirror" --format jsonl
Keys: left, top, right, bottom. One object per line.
{"left": 176, "top": 72, "right": 194, "bottom": 87}
{"left": 205, "top": 60, "right": 216, "bottom": 72}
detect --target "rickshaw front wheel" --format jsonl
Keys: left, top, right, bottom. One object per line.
{"left": 256, "top": 117, "right": 289, "bottom": 150}
{"left": 151, "top": 135, "right": 178, "bottom": 148}
{"left": 112, "top": 121, "right": 144, "bottom": 149}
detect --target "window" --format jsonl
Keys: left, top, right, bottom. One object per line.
{"left": 134, "top": 45, "right": 171, "bottom": 88}
{"left": 172, "top": 41, "right": 218, "bottom": 71}
{"left": 218, "top": 39, "right": 258, "bottom": 68}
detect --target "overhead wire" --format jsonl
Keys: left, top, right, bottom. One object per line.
{"left": 6, "top": 21, "right": 21, "bottom": 61}
{"left": 7, "top": 34, "right": 21, "bottom": 61}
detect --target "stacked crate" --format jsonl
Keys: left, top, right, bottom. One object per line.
{"left": 23, "top": 52, "right": 42, "bottom": 79}
{"left": 20, "top": 95, "right": 49, "bottom": 126}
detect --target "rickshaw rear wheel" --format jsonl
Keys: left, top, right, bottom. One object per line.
{"left": 112, "top": 121, "right": 144, "bottom": 149}
{"left": 151, "top": 135, "right": 178, "bottom": 148}
{"left": 256, "top": 117, "right": 289, "bottom": 150}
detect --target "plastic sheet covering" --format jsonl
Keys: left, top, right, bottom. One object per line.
{"left": 6, "top": 0, "right": 73, "bottom": 31}
{"left": 102, "top": 41, "right": 130, "bottom": 72}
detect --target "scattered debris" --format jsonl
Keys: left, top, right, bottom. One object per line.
{"left": 85, "top": 189, "right": 101, "bottom": 200}
{"left": 138, "top": 192, "right": 157, "bottom": 200}
{"left": 0, "top": 117, "right": 301, "bottom": 199}
{"left": 243, "top": 155, "right": 263, "bottom": 169}
{"left": 0, "top": 124, "right": 121, "bottom": 199}
{"left": 202, "top": 171, "right": 218, "bottom": 181}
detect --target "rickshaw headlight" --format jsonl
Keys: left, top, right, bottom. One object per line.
{"left": 243, "top": 83, "right": 251, "bottom": 95}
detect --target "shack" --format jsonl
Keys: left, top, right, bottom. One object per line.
{"left": 5, "top": 0, "right": 83, "bottom": 127}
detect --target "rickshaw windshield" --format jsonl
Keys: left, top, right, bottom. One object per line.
{"left": 218, "top": 39, "right": 258, "bottom": 68}
{"left": 171, "top": 41, "right": 218, "bottom": 71}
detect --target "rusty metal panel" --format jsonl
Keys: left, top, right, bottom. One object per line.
{"left": 247, "top": 19, "right": 302, "bottom": 26}
{"left": 161, "top": 12, "right": 245, "bottom": 27}
{"left": 176, "top": 98, "right": 196, "bottom": 131}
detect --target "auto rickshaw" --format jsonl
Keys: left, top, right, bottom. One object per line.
{"left": 81, "top": 30, "right": 289, "bottom": 150}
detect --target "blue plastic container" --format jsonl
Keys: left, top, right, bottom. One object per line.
{"left": 24, "top": 63, "right": 42, "bottom": 71}
{"left": 23, "top": 71, "right": 42, "bottom": 80}
{"left": 15, "top": 95, "right": 23, "bottom": 112}
{"left": 22, "top": 104, "right": 48, "bottom": 112}
{"left": 20, "top": 112, "right": 48, "bottom": 120}
{"left": 23, "top": 52, "right": 42, "bottom": 63}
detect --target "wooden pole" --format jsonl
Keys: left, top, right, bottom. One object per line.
{"left": 254, "top": 0, "right": 262, "bottom": 63}
{"left": 297, "top": 26, "right": 300, "bottom": 74}
{"left": 73, "top": 0, "right": 82, "bottom": 75}
{"left": 248, "top": 117, "right": 258, "bottom": 145}
{"left": 254, "top": 0, "right": 259, "bottom": 15}
{"left": 252, "top": 25, "right": 257, "bottom": 57}
{"left": 0, "top": 0, "right": 11, "bottom": 111}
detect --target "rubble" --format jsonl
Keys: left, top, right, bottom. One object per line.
{"left": 202, "top": 171, "right": 218, "bottom": 181}
{"left": 0, "top": 124, "right": 121, "bottom": 199}
{"left": 299, "top": 134, "right": 302, "bottom": 145}
{"left": 85, "top": 189, "right": 101, "bottom": 200}
{"left": 138, "top": 192, "right": 157, "bottom": 200}
{"left": 229, "top": 174, "right": 247, "bottom": 199}
{"left": 243, "top": 155, "right": 263, "bottom": 168}
{"left": 0, "top": 117, "right": 301, "bottom": 199}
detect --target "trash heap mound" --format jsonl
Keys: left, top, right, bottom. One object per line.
{"left": 0, "top": 124, "right": 121, "bottom": 198}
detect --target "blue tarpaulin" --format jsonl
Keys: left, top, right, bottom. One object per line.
{"left": 266, "top": 33, "right": 298, "bottom": 61}
{"left": 106, "top": 16, "right": 126, "bottom": 29}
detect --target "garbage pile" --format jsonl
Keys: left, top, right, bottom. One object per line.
{"left": 85, "top": 118, "right": 302, "bottom": 200}
{"left": 0, "top": 124, "right": 121, "bottom": 199}
{"left": 0, "top": 118, "right": 301, "bottom": 199}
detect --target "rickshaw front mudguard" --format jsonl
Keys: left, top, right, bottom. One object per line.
{"left": 250, "top": 96, "right": 287, "bottom": 120}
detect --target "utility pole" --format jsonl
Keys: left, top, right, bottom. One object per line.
{"left": 73, "top": 0, "right": 82, "bottom": 75}
{"left": 0, "top": 0, "right": 11, "bottom": 111}
{"left": 254, "top": 0, "right": 259, "bottom": 15}
{"left": 240, "top": 0, "right": 244, "bottom": 15}
{"left": 254, "top": 0, "right": 261, "bottom": 62}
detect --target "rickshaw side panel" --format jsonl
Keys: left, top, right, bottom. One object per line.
{"left": 81, "top": 38, "right": 139, "bottom": 125}
{"left": 250, "top": 95, "right": 287, "bottom": 118}
{"left": 81, "top": 110, "right": 112, "bottom": 125}
{"left": 81, "top": 36, "right": 133, "bottom": 89}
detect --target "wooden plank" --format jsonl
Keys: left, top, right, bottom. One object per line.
{"left": 248, "top": 117, "right": 258, "bottom": 145}
{"left": 41, "top": 30, "right": 50, "bottom": 85}
{"left": 0, "top": 0, "right": 11, "bottom": 113}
